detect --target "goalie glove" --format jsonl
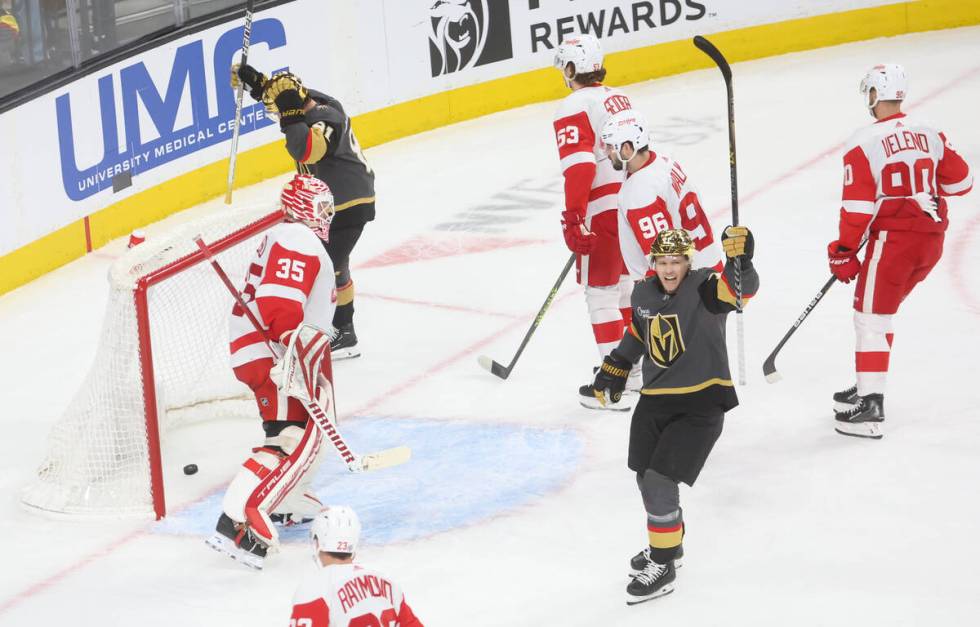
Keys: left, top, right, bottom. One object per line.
{"left": 592, "top": 351, "right": 632, "bottom": 407}
{"left": 271, "top": 324, "right": 333, "bottom": 404}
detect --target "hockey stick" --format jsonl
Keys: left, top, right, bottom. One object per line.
{"left": 693, "top": 35, "right": 747, "bottom": 386}
{"left": 193, "top": 235, "right": 411, "bottom": 472}
{"left": 478, "top": 253, "right": 575, "bottom": 379}
{"left": 762, "top": 275, "right": 837, "bottom": 383}
{"left": 224, "top": 0, "right": 255, "bottom": 205}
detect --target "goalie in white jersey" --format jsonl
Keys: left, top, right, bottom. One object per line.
{"left": 207, "top": 174, "right": 338, "bottom": 569}
{"left": 289, "top": 506, "right": 424, "bottom": 626}
{"left": 600, "top": 110, "right": 723, "bottom": 281}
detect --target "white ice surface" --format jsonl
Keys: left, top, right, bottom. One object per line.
{"left": 2, "top": 27, "right": 980, "bottom": 626}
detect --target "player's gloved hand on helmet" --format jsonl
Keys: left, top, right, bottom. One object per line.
{"left": 721, "top": 225, "right": 754, "bottom": 263}
{"left": 911, "top": 191, "right": 942, "bottom": 222}
{"left": 592, "top": 351, "right": 631, "bottom": 406}
{"left": 231, "top": 63, "right": 267, "bottom": 101}
{"left": 561, "top": 210, "right": 597, "bottom": 254}
{"left": 827, "top": 240, "right": 860, "bottom": 283}
{"left": 263, "top": 73, "right": 307, "bottom": 127}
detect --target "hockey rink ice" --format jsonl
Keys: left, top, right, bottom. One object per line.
{"left": 2, "top": 26, "right": 979, "bottom": 626}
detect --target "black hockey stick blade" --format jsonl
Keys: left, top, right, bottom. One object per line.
{"left": 477, "top": 355, "right": 511, "bottom": 380}
{"left": 762, "top": 275, "right": 838, "bottom": 384}
{"left": 693, "top": 35, "right": 732, "bottom": 82}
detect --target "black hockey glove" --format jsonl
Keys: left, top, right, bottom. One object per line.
{"left": 273, "top": 89, "right": 306, "bottom": 128}
{"left": 593, "top": 351, "right": 632, "bottom": 406}
{"left": 232, "top": 63, "right": 267, "bottom": 102}
{"left": 721, "top": 226, "right": 754, "bottom": 265}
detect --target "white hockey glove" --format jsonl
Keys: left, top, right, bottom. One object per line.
{"left": 911, "top": 191, "right": 941, "bottom": 222}
{"left": 270, "top": 324, "right": 332, "bottom": 404}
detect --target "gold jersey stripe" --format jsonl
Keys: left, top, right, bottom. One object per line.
{"left": 335, "top": 196, "right": 376, "bottom": 211}
{"left": 716, "top": 277, "right": 755, "bottom": 307}
{"left": 641, "top": 378, "right": 734, "bottom": 396}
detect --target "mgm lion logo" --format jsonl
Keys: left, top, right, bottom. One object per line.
{"left": 428, "top": 0, "right": 512, "bottom": 77}
{"left": 647, "top": 314, "right": 686, "bottom": 368}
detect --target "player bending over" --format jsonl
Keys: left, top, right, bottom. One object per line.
{"left": 289, "top": 506, "right": 424, "bottom": 626}
{"left": 207, "top": 174, "right": 338, "bottom": 569}
{"left": 828, "top": 64, "right": 972, "bottom": 439}
{"left": 591, "top": 227, "right": 758, "bottom": 605}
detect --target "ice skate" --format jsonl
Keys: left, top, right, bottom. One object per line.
{"left": 205, "top": 513, "right": 268, "bottom": 570}
{"left": 330, "top": 324, "right": 361, "bottom": 360}
{"left": 629, "top": 545, "right": 683, "bottom": 577}
{"left": 626, "top": 559, "right": 675, "bottom": 605}
{"left": 579, "top": 383, "right": 632, "bottom": 411}
{"left": 832, "top": 384, "right": 859, "bottom": 413}
{"left": 834, "top": 393, "right": 884, "bottom": 440}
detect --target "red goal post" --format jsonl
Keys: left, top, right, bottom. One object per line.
{"left": 22, "top": 204, "right": 284, "bottom": 520}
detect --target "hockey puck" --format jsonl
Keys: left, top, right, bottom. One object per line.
{"left": 183, "top": 464, "right": 198, "bottom": 475}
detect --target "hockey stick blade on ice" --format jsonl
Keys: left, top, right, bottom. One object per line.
{"left": 193, "top": 235, "right": 411, "bottom": 471}
{"left": 762, "top": 275, "right": 837, "bottom": 383}
{"left": 478, "top": 253, "right": 575, "bottom": 380}
{"left": 693, "top": 35, "right": 747, "bottom": 386}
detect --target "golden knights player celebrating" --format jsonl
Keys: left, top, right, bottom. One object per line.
{"left": 233, "top": 64, "right": 375, "bottom": 359}
{"left": 591, "top": 227, "right": 759, "bottom": 605}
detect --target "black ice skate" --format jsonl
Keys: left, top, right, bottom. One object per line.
{"left": 629, "top": 545, "right": 683, "bottom": 577}
{"left": 578, "top": 383, "right": 632, "bottom": 412}
{"left": 626, "top": 559, "right": 676, "bottom": 605}
{"left": 205, "top": 513, "right": 268, "bottom": 570}
{"left": 834, "top": 393, "right": 885, "bottom": 440}
{"left": 330, "top": 324, "right": 361, "bottom": 360}
{"left": 833, "top": 384, "right": 859, "bottom": 412}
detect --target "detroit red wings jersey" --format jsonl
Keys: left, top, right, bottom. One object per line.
{"left": 553, "top": 84, "right": 632, "bottom": 219}
{"left": 289, "top": 563, "right": 423, "bottom": 627}
{"left": 838, "top": 113, "right": 973, "bottom": 249}
{"left": 229, "top": 222, "right": 336, "bottom": 369}
{"left": 617, "top": 152, "right": 722, "bottom": 280}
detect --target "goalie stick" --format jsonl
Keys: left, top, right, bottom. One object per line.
{"left": 478, "top": 253, "right": 575, "bottom": 380}
{"left": 193, "top": 235, "right": 410, "bottom": 472}
{"left": 693, "top": 35, "right": 747, "bottom": 386}
{"left": 224, "top": 0, "right": 255, "bottom": 204}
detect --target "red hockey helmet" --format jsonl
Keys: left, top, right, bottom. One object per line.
{"left": 280, "top": 174, "right": 334, "bottom": 240}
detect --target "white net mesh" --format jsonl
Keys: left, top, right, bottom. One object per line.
{"left": 21, "top": 204, "right": 282, "bottom": 518}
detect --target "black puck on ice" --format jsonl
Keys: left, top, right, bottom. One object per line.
{"left": 183, "top": 463, "right": 198, "bottom": 475}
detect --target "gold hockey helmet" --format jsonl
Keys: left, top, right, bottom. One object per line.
{"left": 261, "top": 71, "right": 309, "bottom": 117}
{"left": 649, "top": 229, "right": 695, "bottom": 260}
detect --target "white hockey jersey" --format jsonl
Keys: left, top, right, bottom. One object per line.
{"left": 229, "top": 221, "right": 336, "bottom": 369}
{"left": 289, "top": 563, "right": 423, "bottom": 627}
{"left": 616, "top": 151, "right": 723, "bottom": 280}
{"left": 553, "top": 84, "right": 632, "bottom": 220}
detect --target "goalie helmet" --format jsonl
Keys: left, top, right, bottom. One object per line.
{"left": 649, "top": 229, "right": 695, "bottom": 260}
{"left": 553, "top": 34, "right": 603, "bottom": 76}
{"left": 600, "top": 110, "right": 650, "bottom": 163}
{"left": 859, "top": 63, "right": 907, "bottom": 110}
{"left": 280, "top": 174, "right": 334, "bottom": 240}
{"left": 311, "top": 506, "right": 361, "bottom": 563}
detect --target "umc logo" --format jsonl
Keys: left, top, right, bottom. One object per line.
{"left": 646, "top": 314, "right": 686, "bottom": 368}
{"left": 428, "top": 0, "right": 513, "bottom": 76}
{"left": 56, "top": 18, "right": 287, "bottom": 201}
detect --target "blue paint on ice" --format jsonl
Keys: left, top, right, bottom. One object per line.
{"left": 154, "top": 417, "right": 583, "bottom": 545}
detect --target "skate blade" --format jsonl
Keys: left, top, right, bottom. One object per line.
{"left": 331, "top": 347, "right": 361, "bottom": 360}
{"left": 579, "top": 397, "right": 632, "bottom": 412}
{"left": 205, "top": 534, "right": 265, "bottom": 570}
{"left": 834, "top": 421, "right": 883, "bottom": 440}
{"left": 626, "top": 583, "right": 675, "bottom": 605}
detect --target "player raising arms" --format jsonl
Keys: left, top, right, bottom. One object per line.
{"left": 233, "top": 65, "right": 375, "bottom": 360}
{"left": 600, "top": 109, "right": 722, "bottom": 283}
{"left": 828, "top": 64, "right": 972, "bottom": 439}
{"left": 289, "top": 506, "right": 424, "bottom": 627}
{"left": 552, "top": 34, "right": 639, "bottom": 410}
{"left": 206, "top": 174, "right": 337, "bottom": 569}
{"left": 590, "top": 227, "right": 759, "bottom": 605}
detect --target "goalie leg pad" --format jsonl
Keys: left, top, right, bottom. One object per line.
{"left": 221, "top": 422, "right": 323, "bottom": 549}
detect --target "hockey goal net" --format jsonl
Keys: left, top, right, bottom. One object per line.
{"left": 21, "top": 204, "right": 284, "bottom": 519}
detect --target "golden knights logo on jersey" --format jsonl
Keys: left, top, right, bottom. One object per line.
{"left": 646, "top": 314, "right": 686, "bottom": 368}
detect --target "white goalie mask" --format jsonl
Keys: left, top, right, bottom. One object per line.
{"left": 859, "top": 63, "right": 908, "bottom": 112}
{"left": 553, "top": 34, "right": 603, "bottom": 80}
{"left": 600, "top": 109, "right": 650, "bottom": 165}
{"left": 311, "top": 505, "right": 361, "bottom": 566}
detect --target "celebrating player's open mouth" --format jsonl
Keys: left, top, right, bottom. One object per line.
{"left": 654, "top": 255, "right": 689, "bottom": 294}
